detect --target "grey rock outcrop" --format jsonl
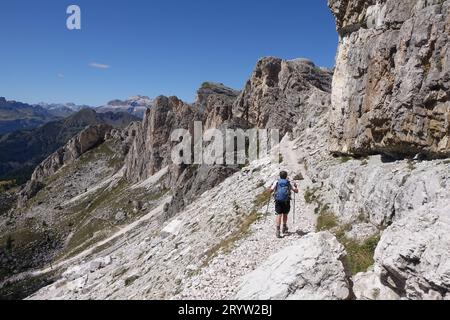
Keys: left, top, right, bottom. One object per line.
{"left": 31, "top": 124, "right": 112, "bottom": 182}
{"left": 164, "top": 83, "right": 245, "bottom": 220}
{"left": 124, "top": 84, "right": 243, "bottom": 222}
{"left": 233, "top": 57, "right": 332, "bottom": 136}
{"left": 165, "top": 164, "right": 239, "bottom": 222}
{"left": 328, "top": 0, "right": 450, "bottom": 158}
{"left": 235, "top": 232, "right": 350, "bottom": 300}
{"left": 124, "top": 96, "right": 201, "bottom": 182}
{"left": 352, "top": 267, "right": 400, "bottom": 300}
{"left": 0, "top": 191, "right": 16, "bottom": 216}
{"left": 5, "top": 27, "right": 449, "bottom": 302}
{"left": 320, "top": 156, "right": 450, "bottom": 228}
{"left": 197, "top": 82, "right": 239, "bottom": 128}
{"left": 16, "top": 124, "right": 113, "bottom": 207}
{"left": 301, "top": 139, "right": 450, "bottom": 299}
{"left": 124, "top": 82, "right": 241, "bottom": 184}
{"left": 16, "top": 180, "right": 45, "bottom": 208}
{"left": 375, "top": 200, "right": 450, "bottom": 300}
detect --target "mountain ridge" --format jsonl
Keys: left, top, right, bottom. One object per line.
{"left": 0, "top": 97, "right": 60, "bottom": 135}
{"left": 0, "top": 0, "right": 449, "bottom": 301}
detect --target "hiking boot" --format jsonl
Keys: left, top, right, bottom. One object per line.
{"left": 276, "top": 228, "right": 282, "bottom": 239}
{"left": 283, "top": 225, "right": 289, "bottom": 234}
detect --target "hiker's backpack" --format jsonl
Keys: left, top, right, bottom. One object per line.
{"left": 275, "top": 179, "right": 291, "bottom": 202}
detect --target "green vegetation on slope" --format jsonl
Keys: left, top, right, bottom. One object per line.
{"left": 316, "top": 210, "right": 381, "bottom": 275}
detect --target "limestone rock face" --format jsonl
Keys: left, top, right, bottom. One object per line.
{"left": 235, "top": 232, "right": 350, "bottom": 300}
{"left": 328, "top": 0, "right": 450, "bottom": 158}
{"left": 233, "top": 57, "right": 332, "bottom": 136}
{"left": 352, "top": 267, "right": 400, "bottom": 300}
{"left": 124, "top": 96, "right": 201, "bottom": 182}
{"left": 321, "top": 157, "right": 450, "bottom": 227}
{"left": 30, "top": 124, "right": 112, "bottom": 183}
{"left": 16, "top": 180, "right": 45, "bottom": 208}
{"left": 197, "top": 82, "right": 240, "bottom": 130}
{"left": 124, "top": 82, "right": 241, "bottom": 184}
{"left": 15, "top": 124, "right": 112, "bottom": 207}
{"left": 164, "top": 84, "right": 243, "bottom": 221}
{"left": 305, "top": 150, "right": 450, "bottom": 299}
{"left": 166, "top": 164, "right": 240, "bottom": 221}
{"left": 124, "top": 84, "right": 243, "bottom": 222}
{"left": 375, "top": 201, "right": 450, "bottom": 300}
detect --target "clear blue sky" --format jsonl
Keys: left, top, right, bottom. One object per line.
{"left": 0, "top": 0, "right": 338, "bottom": 106}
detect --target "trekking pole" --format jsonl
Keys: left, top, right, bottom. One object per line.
{"left": 293, "top": 193, "right": 296, "bottom": 227}
{"left": 264, "top": 196, "right": 271, "bottom": 224}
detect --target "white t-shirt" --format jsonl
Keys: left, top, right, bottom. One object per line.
{"left": 270, "top": 181, "right": 279, "bottom": 191}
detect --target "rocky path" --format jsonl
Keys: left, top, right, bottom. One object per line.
{"left": 174, "top": 138, "right": 317, "bottom": 300}
{"left": 174, "top": 189, "right": 316, "bottom": 300}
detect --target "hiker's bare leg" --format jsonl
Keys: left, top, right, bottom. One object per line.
{"left": 276, "top": 215, "right": 282, "bottom": 238}
{"left": 282, "top": 214, "right": 289, "bottom": 233}
{"left": 276, "top": 215, "right": 282, "bottom": 227}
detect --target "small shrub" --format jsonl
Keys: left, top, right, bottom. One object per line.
{"left": 201, "top": 82, "right": 214, "bottom": 88}
{"left": 340, "top": 156, "right": 353, "bottom": 163}
{"left": 340, "top": 235, "right": 380, "bottom": 275}
{"left": 319, "top": 203, "right": 330, "bottom": 215}
{"left": 315, "top": 210, "right": 381, "bottom": 275}
{"left": 316, "top": 212, "right": 339, "bottom": 232}
{"left": 0, "top": 180, "right": 16, "bottom": 193}
{"left": 304, "top": 187, "right": 319, "bottom": 204}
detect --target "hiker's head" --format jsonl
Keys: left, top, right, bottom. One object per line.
{"left": 280, "top": 171, "right": 288, "bottom": 180}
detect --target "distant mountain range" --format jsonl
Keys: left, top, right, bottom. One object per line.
{"left": 35, "top": 102, "right": 91, "bottom": 118}
{"left": 0, "top": 98, "right": 61, "bottom": 134}
{"left": 0, "top": 108, "right": 139, "bottom": 183}
{"left": 0, "top": 96, "right": 153, "bottom": 135}
{"left": 96, "top": 95, "right": 154, "bottom": 118}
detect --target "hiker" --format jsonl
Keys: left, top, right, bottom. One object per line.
{"left": 269, "top": 171, "right": 299, "bottom": 238}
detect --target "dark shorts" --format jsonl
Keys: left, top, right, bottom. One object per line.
{"left": 275, "top": 200, "right": 291, "bottom": 215}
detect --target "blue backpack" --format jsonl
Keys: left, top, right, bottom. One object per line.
{"left": 275, "top": 179, "right": 291, "bottom": 202}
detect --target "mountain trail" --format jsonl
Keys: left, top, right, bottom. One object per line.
{"left": 174, "top": 139, "right": 318, "bottom": 300}
{"left": 173, "top": 189, "right": 316, "bottom": 300}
